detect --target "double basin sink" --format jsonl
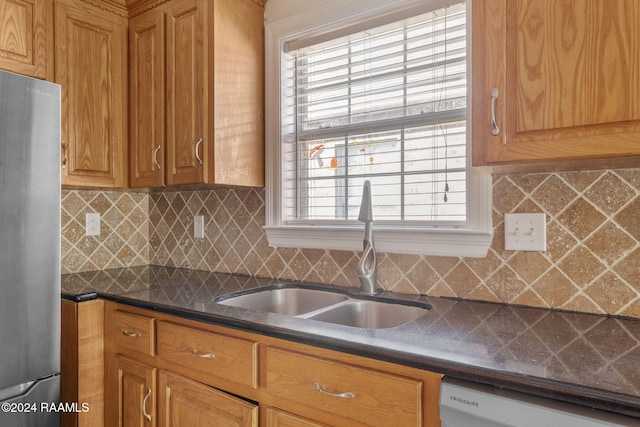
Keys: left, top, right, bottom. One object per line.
{"left": 215, "top": 284, "right": 430, "bottom": 329}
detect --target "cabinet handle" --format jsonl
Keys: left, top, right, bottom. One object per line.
{"left": 188, "top": 347, "right": 215, "bottom": 359}
{"left": 195, "top": 137, "right": 203, "bottom": 165}
{"left": 490, "top": 88, "right": 500, "bottom": 136}
{"left": 153, "top": 144, "right": 161, "bottom": 170}
{"left": 61, "top": 141, "right": 67, "bottom": 168}
{"left": 120, "top": 329, "right": 141, "bottom": 338}
{"left": 142, "top": 387, "right": 152, "bottom": 422}
{"left": 312, "top": 382, "right": 355, "bottom": 399}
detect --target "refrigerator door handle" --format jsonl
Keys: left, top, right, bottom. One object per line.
{"left": 0, "top": 379, "right": 37, "bottom": 403}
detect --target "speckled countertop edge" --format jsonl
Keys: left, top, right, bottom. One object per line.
{"left": 61, "top": 266, "right": 640, "bottom": 419}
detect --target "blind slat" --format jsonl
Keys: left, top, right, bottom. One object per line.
{"left": 282, "top": 2, "right": 467, "bottom": 223}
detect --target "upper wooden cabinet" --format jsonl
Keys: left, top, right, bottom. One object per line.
{"left": 472, "top": 0, "right": 640, "bottom": 170}
{"left": 0, "top": 0, "right": 48, "bottom": 79}
{"left": 55, "top": 0, "right": 128, "bottom": 188}
{"left": 129, "top": 9, "right": 165, "bottom": 187}
{"left": 129, "top": 0, "right": 265, "bottom": 188}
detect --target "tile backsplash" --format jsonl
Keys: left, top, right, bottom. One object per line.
{"left": 61, "top": 169, "right": 640, "bottom": 318}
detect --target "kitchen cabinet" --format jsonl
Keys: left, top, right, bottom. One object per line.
{"left": 266, "top": 347, "right": 424, "bottom": 427}
{"left": 156, "top": 320, "right": 259, "bottom": 389}
{"left": 103, "top": 301, "right": 442, "bottom": 426}
{"left": 158, "top": 371, "right": 258, "bottom": 427}
{"left": 112, "top": 356, "right": 157, "bottom": 427}
{"left": 55, "top": 0, "right": 127, "bottom": 188}
{"left": 128, "top": 8, "right": 165, "bottom": 187}
{"left": 265, "top": 408, "right": 329, "bottom": 427}
{"left": 60, "top": 299, "right": 104, "bottom": 427}
{"left": 0, "top": 0, "right": 49, "bottom": 79}
{"left": 472, "top": 0, "right": 640, "bottom": 171}
{"left": 128, "top": 0, "right": 265, "bottom": 188}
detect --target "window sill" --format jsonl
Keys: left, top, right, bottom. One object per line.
{"left": 264, "top": 225, "right": 493, "bottom": 258}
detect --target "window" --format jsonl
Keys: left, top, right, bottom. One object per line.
{"left": 265, "top": 0, "right": 492, "bottom": 257}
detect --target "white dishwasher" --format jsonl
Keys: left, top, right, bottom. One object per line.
{"left": 440, "top": 377, "right": 638, "bottom": 427}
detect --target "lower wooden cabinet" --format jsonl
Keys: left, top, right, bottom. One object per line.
{"left": 60, "top": 299, "right": 104, "bottom": 427}
{"left": 266, "top": 347, "right": 423, "bottom": 427}
{"left": 158, "top": 371, "right": 258, "bottom": 427}
{"left": 109, "top": 356, "right": 156, "bottom": 427}
{"left": 265, "top": 408, "right": 329, "bottom": 427}
{"left": 102, "top": 301, "right": 442, "bottom": 426}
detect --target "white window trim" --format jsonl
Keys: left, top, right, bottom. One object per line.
{"left": 265, "top": 0, "right": 493, "bottom": 258}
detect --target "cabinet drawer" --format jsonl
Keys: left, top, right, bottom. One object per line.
{"left": 107, "top": 310, "right": 155, "bottom": 356}
{"left": 266, "top": 347, "right": 422, "bottom": 427}
{"left": 157, "top": 321, "right": 258, "bottom": 388}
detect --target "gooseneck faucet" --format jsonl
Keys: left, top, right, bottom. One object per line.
{"left": 357, "top": 180, "right": 377, "bottom": 295}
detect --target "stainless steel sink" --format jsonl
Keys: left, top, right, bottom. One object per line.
{"left": 216, "top": 285, "right": 429, "bottom": 329}
{"left": 305, "top": 300, "right": 428, "bottom": 329}
{"left": 216, "top": 287, "right": 349, "bottom": 316}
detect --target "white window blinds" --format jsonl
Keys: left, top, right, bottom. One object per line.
{"left": 281, "top": 1, "right": 467, "bottom": 226}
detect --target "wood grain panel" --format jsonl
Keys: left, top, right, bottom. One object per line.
{"left": 56, "top": 0, "right": 127, "bottom": 188}
{"left": 473, "top": 0, "right": 640, "bottom": 170}
{"left": 265, "top": 408, "right": 329, "bottom": 427}
{"left": 112, "top": 356, "right": 156, "bottom": 427}
{"left": 0, "top": 0, "right": 47, "bottom": 78}
{"left": 129, "top": 9, "right": 165, "bottom": 187}
{"left": 514, "top": 0, "right": 640, "bottom": 133}
{"left": 166, "top": 0, "right": 203, "bottom": 185}
{"left": 61, "top": 299, "right": 104, "bottom": 427}
{"left": 211, "top": 0, "right": 265, "bottom": 187}
{"left": 107, "top": 309, "right": 156, "bottom": 357}
{"left": 156, "top": 321, "right": 258, "bottom": 388}
{"left": 158, "top": 371, "right": 258, "bottom": 427}
{"left": 266, "top": 347, "right": 423, "bottom": 427}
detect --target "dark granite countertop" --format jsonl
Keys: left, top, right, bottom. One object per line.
{"left": 62, "top": 266, "right": 640, "bottom": 419}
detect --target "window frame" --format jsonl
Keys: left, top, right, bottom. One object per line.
{"left": 265, "top": 0, "right": 493, "bottom": 257}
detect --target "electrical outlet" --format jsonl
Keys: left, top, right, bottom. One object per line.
{"left": 194, "top": 215, "right": 204, "bottom": 239}
{"left": 85, "top": 213, "right": 100, "bottom": 236}
{"left": 504, "top": 213, "right": 546, "bottom": 251}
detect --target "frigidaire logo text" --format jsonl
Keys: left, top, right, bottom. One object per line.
{"left": 450, "top": 395, "right": 480, "bottom": 407}
{"left": 26, "top": 86, "right": 53, "bottom": 97}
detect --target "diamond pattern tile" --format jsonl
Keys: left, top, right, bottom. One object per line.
{"left": 61, "top": 190, "right": 149, "bottom": 274}
{"left": 61, "top": 168, "right": 640, "bottom": 318}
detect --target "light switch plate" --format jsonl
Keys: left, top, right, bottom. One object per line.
{"left": 504, "top": 213, "right": 546, "bottom": 251}
{"left": 194, "top": 215, "right": 204, "bottom": 239}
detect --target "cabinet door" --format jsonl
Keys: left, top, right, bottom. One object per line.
{"left": 111, "top": 356, "right": 156, "bottom": 427}
{"left": 158, "top": 371, "right": 258, "bottom": 427}
{"left": 165, "top": 0, "right": 205, "bottom": 185}
{"left": 55, "top": 0, "right": 127, "bottom": 187}
{"left": 472, "top": 0, "right": 640, "bottom": 167}
{"left": 265, "top": 408, "right": 329, "bottom": 427}
{"left": 0, "top": 0, "right": 47, "bottom": 78}
{"left": 211, "top": 0, "right": 264, "bottom": 187}
{"left": 129, "top": 8, "right": 165, "bottom": 188}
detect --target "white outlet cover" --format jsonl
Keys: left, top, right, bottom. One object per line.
{"left": 85, "top": 212, "right": 100, "bottom": 236}
{"left": 504, "top": 213, "right": 546, "bottom": 251}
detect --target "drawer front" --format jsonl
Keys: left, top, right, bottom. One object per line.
{"left": 108, "top": 310, "right": 155, "bottom": 356}
{"left": 157, "top": 321, "right": 258, "bottom": 388}
{"left": 266, "top": 347, "right": 422, "bottom": 427}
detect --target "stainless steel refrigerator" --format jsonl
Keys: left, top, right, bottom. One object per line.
{"left": 0, "top": 70, "right": 61, "bottom": 426}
